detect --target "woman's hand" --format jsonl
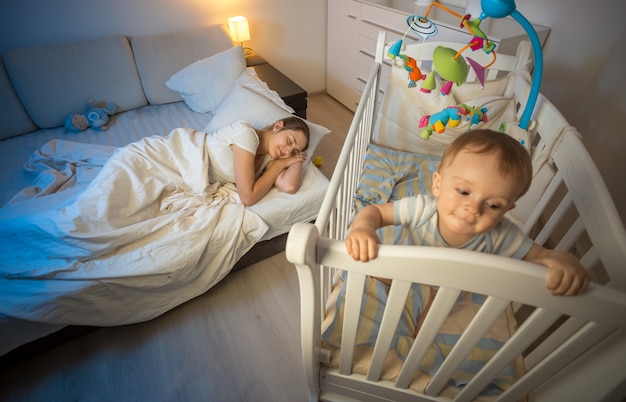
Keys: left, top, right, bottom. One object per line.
{"left": 267, "top": 151, "right": 306, "bottom": 194}
{"left": 266, "top": 151, "right": 307, "bottom": 171}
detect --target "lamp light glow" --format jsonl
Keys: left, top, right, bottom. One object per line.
{"left": 228, "top": 16, "right": 250, "bottom": 46}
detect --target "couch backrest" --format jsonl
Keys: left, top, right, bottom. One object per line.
{"left": 0, "top": 23, "right": 235, "bottom": 139}
{"left": 3, "top": 35, "right": 147, "bottom": 130}
{"left": 0, "top": 57, "right": 37, "bottom": 140}
{"left": 131, "top": 24, "right": 234, "bottom": 105}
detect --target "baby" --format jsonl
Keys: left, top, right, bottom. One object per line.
{"left": 346, "top": 129, "right": 590, "bottom": 296}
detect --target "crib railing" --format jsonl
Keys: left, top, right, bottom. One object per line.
{"left": 287, "top": 30, "right": 626, "bottom": 402}
{"left": 288, "top": 35, "right": 384, "bottom": 402}
{"left": 314, "top": 38, "right": 385, "bottom": 238}
{"left": 288, "top": 222, "right": 626, "bottom": 401}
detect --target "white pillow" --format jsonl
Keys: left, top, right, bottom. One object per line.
{"left": 204, "top": 76, "right": 331, "bottom": 166}
{"left": 165, "top": 46, "right": 246, "bottom": 113}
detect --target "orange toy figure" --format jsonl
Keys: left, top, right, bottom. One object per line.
{"left": 403, "top": 55, "right": 424, "bottom": 88}
{"left": 395, "top": 54, "right": 424, "bottom": 88}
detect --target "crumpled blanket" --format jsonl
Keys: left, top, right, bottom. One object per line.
{"left": 0, "top": 128, "right": 268, "bottom": 326}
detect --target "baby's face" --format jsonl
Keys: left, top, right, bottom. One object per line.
{"left": 432, "top": 149, "right": 520, "bottom": 246}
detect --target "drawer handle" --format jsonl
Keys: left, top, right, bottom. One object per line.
{"left": 361, "top": 19, "right": 422, "bottom": 42}
{"left": 348, "top": 14, "right": 357, "bottom": 19}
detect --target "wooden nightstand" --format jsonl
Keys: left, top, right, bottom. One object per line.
{"left": 245, "top": 51, "right": 308, "bottom": 119}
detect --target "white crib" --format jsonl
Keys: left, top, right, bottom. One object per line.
{"left": 286, "top": 31, "right": 626, "bottom": 402}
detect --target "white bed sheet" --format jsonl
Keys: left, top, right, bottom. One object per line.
{"left": 0, "top": 101, "right": 328, "bottom": 357}
{"left": 0, "top": 101, "right": 328, "bottom": 241}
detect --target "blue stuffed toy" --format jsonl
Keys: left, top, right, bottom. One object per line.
{"left": 64, "top": 101, "right": 117, "bottom": 132}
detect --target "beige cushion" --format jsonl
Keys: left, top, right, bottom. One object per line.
{"left": 0, "top": 57, "right": 37, "bottom": 139}
{"left": 4, "top": 36, "right": 147, "bottom": 129}
{"left": 131, "top": 24, "right": 234, "bottom": 105}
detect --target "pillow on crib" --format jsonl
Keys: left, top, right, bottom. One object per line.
{"left": 452, "top": 70, "right": 532, "bottom": 105}
{"left": 373, "top": 66, "right": 451, "bottom": 155}
{"left": 374, "top": 63, "right": 526, "bottom": 156}
{"left": 165, "top": 46, "right": 246, "bottom": 113}
{"left": 423, "top": 95, "right": 530, "bottom": 154}
{"left": 203, "top": 71, "right": 330, "bottom": 166}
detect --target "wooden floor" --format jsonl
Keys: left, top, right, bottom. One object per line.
{"left": 0, "top": 93, "right": 354, "bottom": 402}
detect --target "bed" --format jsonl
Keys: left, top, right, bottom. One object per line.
{"left": 0, "top": 25, "right": 330, "bottom": 357}
{"left": 286, "top": 29, "right": 626, "bottom": 402}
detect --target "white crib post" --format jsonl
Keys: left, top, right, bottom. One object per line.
{"left": 286, "top": 222, "right": 322, "bottom": 402}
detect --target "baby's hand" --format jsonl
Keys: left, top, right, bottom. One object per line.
{"left": 528, "top": 249, "right": 590, "bottom": 296}
{"left": 345, "top": 224, "right": 380, "bottom": 262}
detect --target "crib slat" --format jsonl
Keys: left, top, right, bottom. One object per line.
{"left": 580, "top": 246, "right": 599, "bottom": 271}
{"left": 455, "top": 307, "right": 562, "bottom": 402}
{"left": 395, "top": 287, "right": 461, "bottom": 389}
{"left": 521, "top": 172, "right": 563, "bottom": 235}
{"left": 523, "top": 316, "right": 586, "bottom": 370}
{"left": 424, "top": 296, "right": 511, "bottom": 396}
{"left": 555, "top": 216, "right": 584, "bottom": 252}
{"left": 339, "top": 271, "right": 367, "bottom": 375}
{"left": 367, "top": 280, "right": 412, "bottom": 381}
{"left": 497, "top": 322, "right": 616, "bottom": 402}
{"left": 534, "top": 192, "right": 573, "bottom": 246}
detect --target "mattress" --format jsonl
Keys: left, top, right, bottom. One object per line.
{"left": 0, "top": 101, "right": 328, "bottom": 241}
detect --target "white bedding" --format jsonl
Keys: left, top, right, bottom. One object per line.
{"left": 0, "top": 128, "right": 267, "bottom": 324}
{"left": 0, "top": 101, "right": 327, "bottom": 241}
{"left": 0, "top": 101, "right": 328, "bottom": 356}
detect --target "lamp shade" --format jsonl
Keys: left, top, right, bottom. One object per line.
{"left": 228, "top": 16, "right": 250, "bottom": 43}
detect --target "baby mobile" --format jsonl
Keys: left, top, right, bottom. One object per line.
{"left": 387, "top": 0, "right": 544, "bottom": 139}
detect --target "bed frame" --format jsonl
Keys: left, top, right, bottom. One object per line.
{"left": 286, "top": 31, "right": 626, "bottom": 401}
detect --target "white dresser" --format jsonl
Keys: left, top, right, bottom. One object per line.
{"left": 327, "top": 0, "right": 550, "bottom": 111}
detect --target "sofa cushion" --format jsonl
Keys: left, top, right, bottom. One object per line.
{"left": 0, "top": 57, "right": 37, "bottom": 139}
{"left": 3, "top": 36, "right": 147, "bottom": 129}
{"left": 131, "top": 24, "right": 235, "bottom": 105}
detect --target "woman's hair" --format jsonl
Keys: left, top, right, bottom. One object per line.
{"left": 274, "top": 116, "right": 310, "bottom": 151}
{"left": 439, "top": 129, "right": 533, "bottom": 198}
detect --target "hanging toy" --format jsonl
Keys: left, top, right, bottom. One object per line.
{"left": 418, "top": 106, "right": 465, "bottom": 139}
{"left": 387, "top": 39, "right": 403, "bottom": 59}
{"left": 420, "top": 71, "right": 436, "bottom": 93}
{"left": 440, "top": 80, "right": 454, "bottom": 95}
{"left": 389, "top": 16, "right": 438, "bottom": 88}
{"left": 400, "top": 55, "right": 425, "bottom": 88}
{"left": 458, "top": 103, "right": 489, "bottom": 128}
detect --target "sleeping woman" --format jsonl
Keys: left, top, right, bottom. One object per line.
{"left": 0, "top": 116, "right": 312, "bottom": 326}
{"left": 207, "top": 116, "right": 310, "bottom": 206}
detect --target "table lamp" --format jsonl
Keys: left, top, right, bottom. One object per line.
{"left": 228, "top": 16, "right": 251, "bottom": 50}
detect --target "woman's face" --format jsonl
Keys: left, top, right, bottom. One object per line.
{"left": 269, "top": 128, "right": 308, "bottom": 159}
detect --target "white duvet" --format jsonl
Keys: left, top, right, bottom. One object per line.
{"left": 0, "top": 128, "right": 268, "bottom": 326}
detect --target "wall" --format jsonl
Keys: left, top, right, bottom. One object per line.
{"left": 0, "top": 0, "right": 328, "bottom": 94}
{"left": 511, "top": 0, "right": 626, "bottom": 228}
{"left": 0, "top": 0, "right": 624, "bottom": 226}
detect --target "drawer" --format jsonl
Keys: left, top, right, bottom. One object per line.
{"left": 356, "top": 51, "right": 391, "bottom": 90}
{"left": 361, "top": 3, "right": 474, "bottom": 44}
{"left": 358, "top": 34, "right": 378, "bottom": 58}
{"left": 361, "top": 3, "right": 411, "bottom": 38}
